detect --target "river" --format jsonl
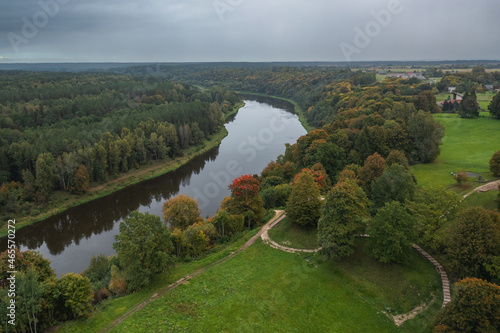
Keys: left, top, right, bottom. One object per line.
{"left": 4, "top": 98, "right": 306, "bottom": 276}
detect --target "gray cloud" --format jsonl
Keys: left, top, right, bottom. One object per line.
{"left": 0, "top": 0, "right": 498, "bottom": 62}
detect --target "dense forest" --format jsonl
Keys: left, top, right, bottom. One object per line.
{"left": 0, "top": 71, "right": 241, "bottom": 222}
{"left": 1, "top": 64, "right": 499, "bottom": 332}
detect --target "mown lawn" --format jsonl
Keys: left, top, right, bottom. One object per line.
{"left": 111, "top": 239, "right": 441, "bottom": 333}
{"left": 411, "top": 112, "right": 500, "bottom": 193}
{"left": 268, "top": 217, "right": 318, "bottom": 249}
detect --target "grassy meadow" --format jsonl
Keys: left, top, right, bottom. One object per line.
{"left": 411, "top": 112, "right": 500, "bottom": 194}
{"left": 110, "top": 239, "right": 441, "bottom": 333}
{"left": 267, "top": 217, "right": 318, "bottom": 249}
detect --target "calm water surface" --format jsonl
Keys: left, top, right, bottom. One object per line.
{"left": 2, "top": 99, "right": 306, "bottom": 276}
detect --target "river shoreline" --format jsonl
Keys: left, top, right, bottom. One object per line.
{"left": 0, "top": 102, "right": 244, "bottom": 238}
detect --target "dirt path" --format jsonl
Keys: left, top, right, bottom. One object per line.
{"left": 260, "top": 214, "right": 322, "bottom": 253}
{"left": 462, "top": 179, "right": 500, "bottom": 199}
{"left": 262, "top": 214, "right": 451, "bottom": 327}
{"left": 102, "top": 210, "right": 285, "bottom": 332}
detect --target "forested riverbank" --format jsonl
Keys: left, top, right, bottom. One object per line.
{"left": 0, "top": 71, "right": 242, "bottom": 236}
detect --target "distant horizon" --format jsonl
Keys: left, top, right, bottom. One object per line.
{"left": 1, "top": 59, "right": 500, "bottom": 65}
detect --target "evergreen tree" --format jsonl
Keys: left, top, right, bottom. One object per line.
{"left": 488, "top": 91, "right": 500, "bottom": 119}
{"left": 458, "top": 89, "right": 480, "bottom": 118}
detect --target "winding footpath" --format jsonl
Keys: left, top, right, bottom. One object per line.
{"left": 261, "top": 212, "right": 452, "bottom": 327}
{"left": 462, "top": 179, "right": 500, "bottom": 199}
{"left": 104, "top": 209, "right": 451, "bottom": 331}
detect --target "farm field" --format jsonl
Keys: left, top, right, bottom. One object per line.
{"left": 411, "top": 112, "right": 500, "bottom": 193}
{"left": 109, "top": 239, "right": 441, "bottom": 333}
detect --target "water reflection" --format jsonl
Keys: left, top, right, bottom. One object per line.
{"left": 1, "top": 99, "right": 306, "bottom": 275}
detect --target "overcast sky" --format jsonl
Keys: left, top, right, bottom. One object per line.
{"left": 0, "top": 0, "right": 498, "bottom": 63}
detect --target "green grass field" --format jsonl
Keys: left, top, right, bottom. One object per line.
{"left": 109, "top": 239, "right": 441, "bottom": 333}
{"left": 465, "top": 190, "right": 499, "bottom": 211}
{"left": 411, "top": 112, "right": 500, "bottom": 193}
{"left": 54, "top": 230, "right": 261, "bottom": 333}
{"left": 267, "top": 217, "right": 318, "bottom": 249}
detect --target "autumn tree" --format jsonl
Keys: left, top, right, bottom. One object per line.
{"left": 57, "top": 273, "right": 93, "bottom": 319}
{"left": 386, "top": 150, "right": 410, "bottom": 170}
{"left": 227, "top": 175, "right": 265, "bottom": 229}
{"left": 357, "top": 152, "right": 386, "bottom": 192}
{"left": 408, "top": 110, "right": 445, "bottom": 163}
{"left": 70, "top": 165, "right": 90, "bottom": 194}
{"left": 367, "top": 201, "right": 417, "bottom": 264}
{"left": 162, "top": 194, "right": 202, "bottom": 230}
{"left": 184, "top": 221, "right": 218, "bottom": 257}
{"left": 318, "top": 179, "right": 370, "bottom": 259}
{"left": 454, "top": 170, "right": 469, "bottom": 184}
{"left": 445, "top": 207, "right": 500, "bottom": 280}
{"left": 286, "top": 170, "right": 321, "bottom": 227}
{"left": 433, "top": 278, "right": 500, "bottom": 332}
{"left": 113, "top": 211, "right": 173, "bottom": 291}
{"left": 458, "top": 88, "right": 480, "bottom": 119}
{"left": 21, "top": 169, "right": 36, "bottom": 201}
{"left": 488, "top": 91, "right": 500, "bottom": 119}
{"left": 371, "top": 164, "right": 416, "bottom": 209}
{"left": 490, "top": 150, "right": 500, "bottom": 177}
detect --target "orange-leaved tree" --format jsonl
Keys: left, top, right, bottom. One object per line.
{"left": 227, "top": 175, "right": 264, "bottom": 229}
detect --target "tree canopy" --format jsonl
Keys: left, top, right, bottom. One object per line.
{"left": 318, "top": 179, "right": 370, "bottom": 259}
{"left": 163, "top": 194, "right": 202, "bottom": 230}
{"left": 286, "top": 170, "right": 322, "bottom": 227}
{"left": 113, "top": 211, "right": 173, "bottom": 291}
{"left": 367, "top": 201, "right": 417, "bottom": 264}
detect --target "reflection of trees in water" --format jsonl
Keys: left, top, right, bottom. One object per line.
{"left": 237, "top": 94, "right": 295, "bottom": 114}
{"left": 0, "top": 147, "right": 220, "bottom": 256}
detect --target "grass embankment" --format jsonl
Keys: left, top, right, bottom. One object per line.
{"left": 54, "top": 228, "right": 260, "bottom": 333}
{"left": 106, "top": 239, "right": 440, "bottom": 333}
{"left": 0, "top": 104, "right": 244, "bottom": 238}
{"left": 268, "top": 216, "right": 318, "bottom": 249}
{"left": 411, "top": 111, "right": 500, "bottom": 197}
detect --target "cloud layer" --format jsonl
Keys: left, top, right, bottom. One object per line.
{"left": 0, "top": 0, "right": 498, "bottom": 62}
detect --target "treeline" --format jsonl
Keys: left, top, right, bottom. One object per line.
{"left": 120, "top": 65, "right": 367, "bottom": 127}
{"left": 133, "top": 64, "right": 441, "bottom": 128}
{"left": 437, "top": 66, "right": 500, "bottom": 93}
{"left": 0, "top": 71, "right": 241, "bottom": 221}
